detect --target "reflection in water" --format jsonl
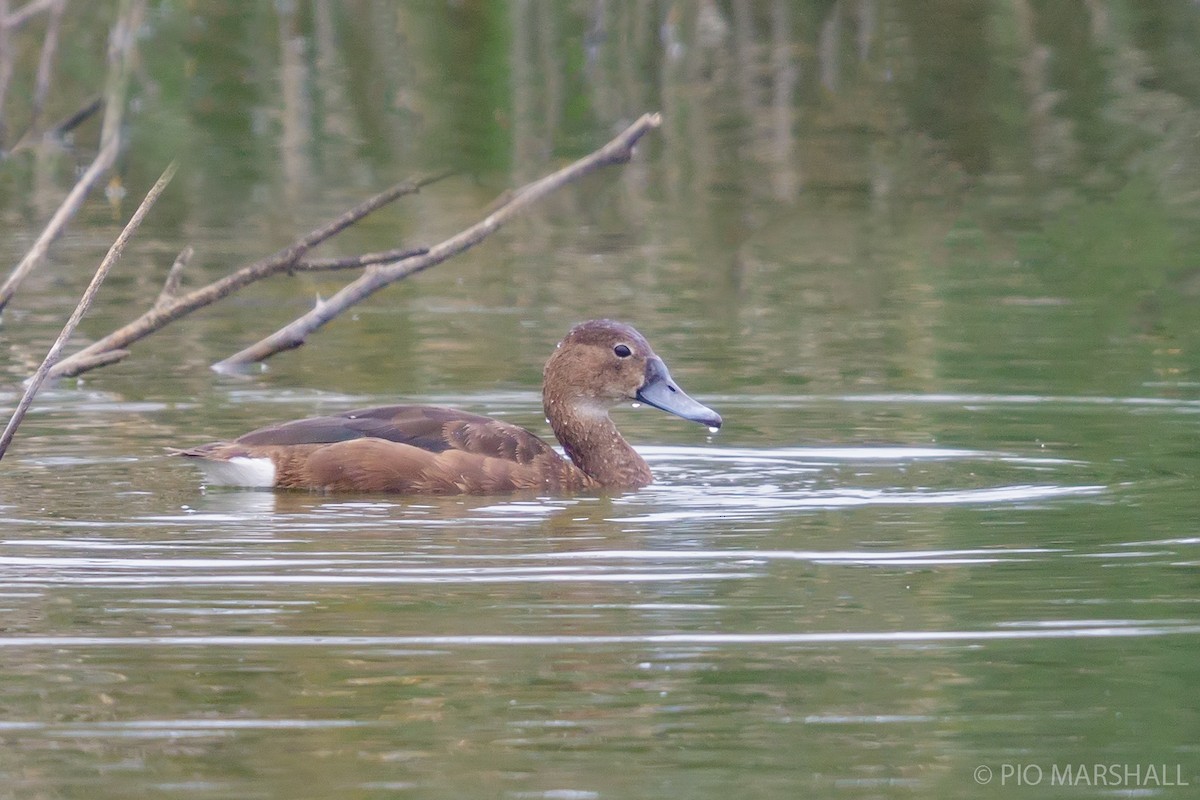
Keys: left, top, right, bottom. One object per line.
{"left": 0, "top": 719, "right": 367, "bottom": 734}
{"left": 9, "top": 438, "right": 1108, "bottom": 531}
{"left": 0, "top": 407, "right": 1196, "bottom": 798}
{"left": 2, "top": 2, "right": 1200, "bottom": 797}
{"left": 3, "top": 623, "right": 1200, "bottom": 650}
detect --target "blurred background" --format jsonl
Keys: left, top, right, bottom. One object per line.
{"left": 1, "top": 3, "right": 1199, "bottom": 798}
{"left": 1, "top": 0, "right": 1197, "bottom": 400}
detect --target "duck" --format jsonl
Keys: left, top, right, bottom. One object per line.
{"left": 178, "top": 319, "right": 722, "bottom": 494}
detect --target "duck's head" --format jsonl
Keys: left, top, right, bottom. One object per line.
{"left": 543, "top": 319, "right": 722, "bottom": 429}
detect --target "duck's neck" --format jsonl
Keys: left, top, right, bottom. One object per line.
{"left": 544, "top": 398, "right": 653, "bottom": 489}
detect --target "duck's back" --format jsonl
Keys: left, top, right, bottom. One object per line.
{"left": 180, "top": 404, "right": 592, "bottom": 494}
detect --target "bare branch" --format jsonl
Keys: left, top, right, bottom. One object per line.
{"left": 153, "top": 245, "right": 193, "bottom": 309}
{"left": 214, "top": 112, "right": 663, "bottom": 371}
{"left": 0, "top": 161, "right": 177, "bottom": 460}
{"left": 291, "top": 246, "right": 429, "bottom": 273}
{"left": 52, "top": 348, "right": 129, "bottom": 377}
{"left": 48, "top": 172, "right": 449, "bottom": 379}
{"left": 289, "top": 170, "right": 453, "bottom": 252}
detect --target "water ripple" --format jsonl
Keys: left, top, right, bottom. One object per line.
{"left": 0, "top": 623, "right": 1196, "bottom": 649}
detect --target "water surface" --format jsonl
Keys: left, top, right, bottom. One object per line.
{"left": 2, "top": 2, "right": 1200, "bottom": 798}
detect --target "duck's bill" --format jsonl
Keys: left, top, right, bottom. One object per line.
{"left": 636, "top": 357, "right": 723, "bottom": 429}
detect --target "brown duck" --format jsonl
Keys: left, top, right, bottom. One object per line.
{"left": 179, "top": 319, "right": 722, "bottom": 494}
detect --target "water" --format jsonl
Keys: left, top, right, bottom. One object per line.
{"left": 3, "top": 2, "right": 1200, "bottom": 798}
{"left": 3, "top": 390, "right": 1197, "bottom": 797}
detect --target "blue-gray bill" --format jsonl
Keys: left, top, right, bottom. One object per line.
{"left": 636, "top": 357, "right": 723, "bottom": 429}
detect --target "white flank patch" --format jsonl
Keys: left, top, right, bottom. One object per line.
{"left": 196, "top": 456, "right": 277, "bottom": 488}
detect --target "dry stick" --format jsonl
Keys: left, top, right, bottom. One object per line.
{"left": 292, "top": 246, "right": 429, "bottom": 272}
{"left": 49, "top": 172, "right": 449, "bottom": 379}
{"left": 0, "top": 161, "right": 177, "bottom": 461}
{"left": 281, "top": 172, "right": 449, "bottom": 254}
{"left": 153, "top": 245, "right": 193, "bottom": 309}
{"left": 0, "top": 0, "right": 143, "bottom": 312}
{"left": 49, "top": 348, "right": 128, "bottom": 375}
{"left": 215, "top": 112, "right": 664, "bottom": 371}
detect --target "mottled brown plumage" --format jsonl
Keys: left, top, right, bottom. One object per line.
{"left": 178, "top": 319, "right": 721, "bottom": 494}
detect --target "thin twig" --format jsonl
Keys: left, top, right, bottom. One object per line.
{"left": 153, "top": 245, "right": 193, "bottom": 308}
{"left": 291, "top": 246, "right": 429, "bottom": 272}
{"left": 290, "top": 170, "right": 452, "bottom": 253}
{"left": 0, "top": 161, "right": 177, "bottom": 461}
{"left": 49, "top": 171, "right": 450, "bottom": 379}
{"left": 215, "top": 112, "right": 663, "bottom": 370}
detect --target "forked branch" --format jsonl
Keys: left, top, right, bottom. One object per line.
{"left": 214, "top": 111, "right": 663, "bottom": 370}
{"left": 48, "top": 172, "right": 448, "bottom": 379}
{"left": 45, "top": 111, "right": 662, "bottom": 380}
{"left": 0, "top": 161, "right": 176, "bottom": 460}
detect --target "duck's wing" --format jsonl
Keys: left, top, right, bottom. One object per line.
{"left": 179, "top": 405, "right": 589, "bottom": 493}
{"left": 232, "top": 404, "right": 560, "bottom": 464}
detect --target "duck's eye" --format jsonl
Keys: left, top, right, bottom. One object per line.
{"left": 613, "top": 344, "right": 632, "bottom": 358}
